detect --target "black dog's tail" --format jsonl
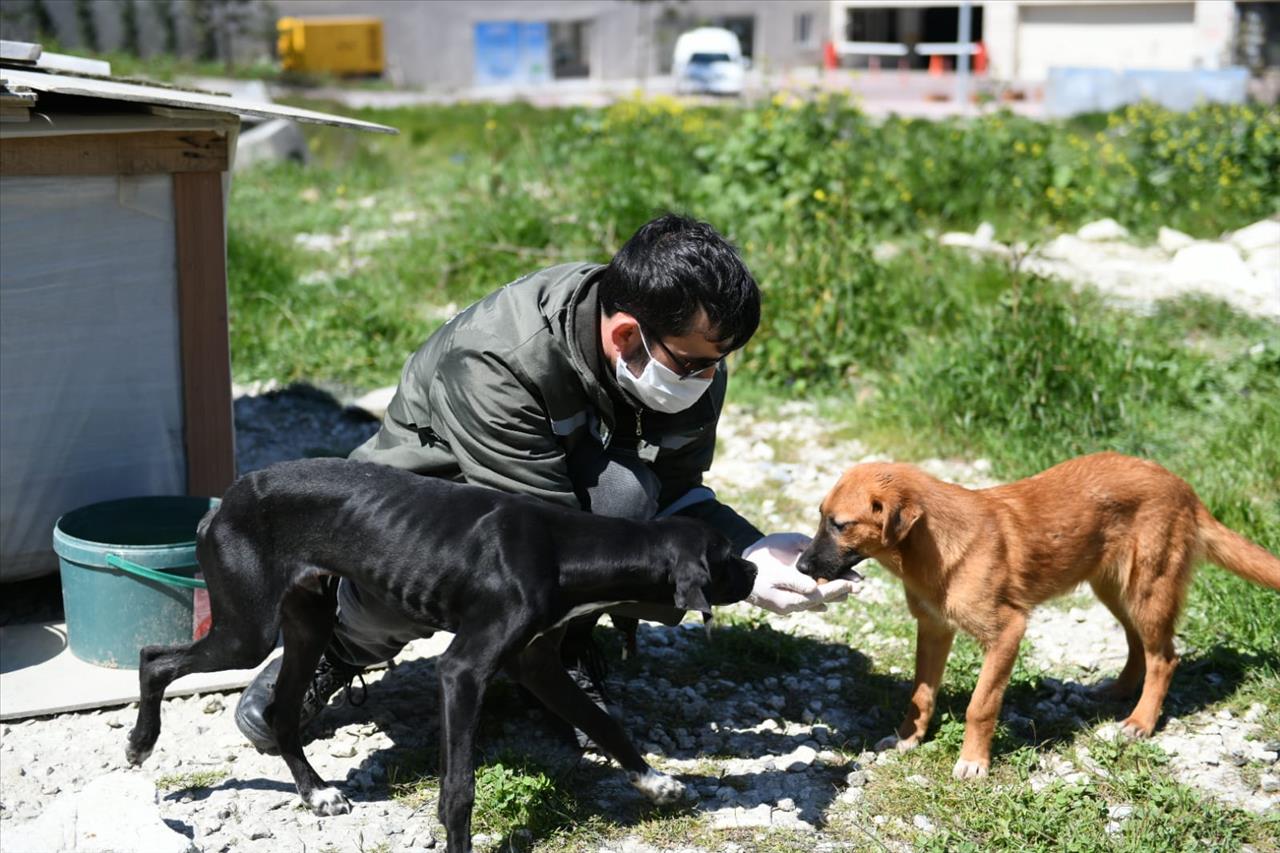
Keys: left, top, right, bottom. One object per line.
{"left": 196, "top": 502, "right": 220, "bottom": 541}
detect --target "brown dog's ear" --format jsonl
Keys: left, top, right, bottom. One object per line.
{"left": 880, "top": 496, "right": 922, "bottom": 546}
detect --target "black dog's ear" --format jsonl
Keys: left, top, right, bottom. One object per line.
{"left": 674, "top": 560, "right": 713, "bottom": 617}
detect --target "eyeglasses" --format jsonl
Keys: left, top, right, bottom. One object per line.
{"left": 637, "top": 323, "right": 728, "bottom": 381}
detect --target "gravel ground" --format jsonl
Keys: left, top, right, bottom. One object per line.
{"left": 3, "top": 226, "right": 1277, "bottom": 848}
{"left": 3, "top": 394, "right": 1275, "bottom": 852}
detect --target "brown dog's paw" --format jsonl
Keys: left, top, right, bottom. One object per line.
{"left": 952, "top": 758, "right": 989, "bottom": 780}
{"left": 1119, "top": 717, "right": 1153, "bottom": 739}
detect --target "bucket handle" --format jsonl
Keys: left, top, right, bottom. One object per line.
{"left": 105, "top": 554, "right": 208, "bottom": 589}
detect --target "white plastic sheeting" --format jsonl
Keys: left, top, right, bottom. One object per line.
{"left": 0, "top": 175, "right": 186, "bottom": 581}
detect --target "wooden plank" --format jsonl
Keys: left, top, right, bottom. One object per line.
{"left": 0, "top": 130, "right": 227, "bottom": 176}
{"left": 0, "top": 39, "right": 43, "bottom": 62}
{"left": 173, "top": 170, "right": 235, "bottom": 497}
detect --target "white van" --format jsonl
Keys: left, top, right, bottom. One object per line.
{"left": 673, "top": 27, "right": 746, "bottom": 96}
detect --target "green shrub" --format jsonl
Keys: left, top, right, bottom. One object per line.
{"left": 472, "top": 759, "right": 574, "bottom": 839}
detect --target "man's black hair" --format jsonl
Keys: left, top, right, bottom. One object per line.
{"left": 599, "top": 213, "right": 760, "bottom": 351}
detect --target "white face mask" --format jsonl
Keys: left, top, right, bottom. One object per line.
{"left": 614, "top": 327, "right": 714, "bottom": 414}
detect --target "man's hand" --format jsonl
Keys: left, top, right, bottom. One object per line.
{"left": 743, "top": 533, "right": 859, "bottom": 615}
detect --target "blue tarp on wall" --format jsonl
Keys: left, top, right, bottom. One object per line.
{"left": 474, "top": 21, "right": 551, "bottom": 87}
{"left": 1046, "top": 67, "right": 1250, "bottom": 116}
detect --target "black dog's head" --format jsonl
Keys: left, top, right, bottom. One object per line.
{"left": 665, "top": 520, "right": 756, "bottom": 617}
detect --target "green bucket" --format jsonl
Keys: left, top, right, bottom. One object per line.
{"left": 52, "top": 496, "right": 219, "bottom": 669}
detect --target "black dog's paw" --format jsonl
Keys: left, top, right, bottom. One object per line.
{"left": 629, "top": 769, "right": 686, "bottom": 805}
{"left": 304, "top": 786, "right": 352, "bottom": 816}
{"left": 124, "top": 737, "right": 152, "bottom": 766}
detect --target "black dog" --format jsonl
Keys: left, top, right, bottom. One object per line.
{"left": 126, "top": 457, "right": 755, "bottom": 853}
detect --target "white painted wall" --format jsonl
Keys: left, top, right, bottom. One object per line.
{"left": 828, "top": 1, "right": 1237, "bottom": 82}
{"left": 1016, "top": 2, "right": 1197, "bottom": 80}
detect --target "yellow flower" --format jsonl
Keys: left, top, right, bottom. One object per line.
{"left": 484, "top": 119, "right": 497, "bottom": 131}
{"left": 813, "top": 188, "right": 828, "bottom": 202}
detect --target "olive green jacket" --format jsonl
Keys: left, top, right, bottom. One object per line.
{"left": 349, "top": 262, "right": 761, "bottom": 550}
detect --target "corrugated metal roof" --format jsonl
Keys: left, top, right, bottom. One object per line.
{"left": 0, "top": 67, "right": 397, "bottom": 135}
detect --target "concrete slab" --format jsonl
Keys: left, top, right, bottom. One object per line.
{"left": 0, "top": 621, "right": 447, "bottom": 721}
{"left": 0, "top": 620, "right": 278, "bottom": 721}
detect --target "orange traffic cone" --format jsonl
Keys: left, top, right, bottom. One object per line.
{"left": 974, "top": 41, "right": 989, "bottom": 75}
{"left": 928, "top": 54, "right": 944, "bottom": 76}
{"left": 823, "top": 40, "right": 838, "bottom": 71}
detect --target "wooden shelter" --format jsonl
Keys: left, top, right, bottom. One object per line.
{"left": 0, "top": 42, "right": 395, "bottom": 581}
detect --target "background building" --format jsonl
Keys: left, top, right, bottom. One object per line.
{"left": 268, "top": 0, "right": 830, "bottom": 89}
{"left": 830, "top": 1, "right": 1249, "bottom": 80}
{"left": 1, "top": 0, "right": 1275, "bottom": 90}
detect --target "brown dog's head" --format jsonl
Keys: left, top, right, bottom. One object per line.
{"left": 796, "top": 463, "right": 923, "bottom": 582}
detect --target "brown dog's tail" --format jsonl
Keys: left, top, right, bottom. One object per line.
{"left": 1198, "top": 506, "right": 1280, "bottom": 590}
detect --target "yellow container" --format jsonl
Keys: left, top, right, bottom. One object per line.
{"left": 277, "top": 16, "right": 384, "bottom": 76}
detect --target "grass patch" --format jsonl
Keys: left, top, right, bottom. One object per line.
{"left": 472, "top": 758, "right": 577, "bottom": 840}
{"left": 154, "top": 768, "right": 228, "bottom": 793}
{"left": 855, "top": 736, "right": 1274, "bottom": 852}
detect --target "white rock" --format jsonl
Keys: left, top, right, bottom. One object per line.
{"left": 913, "top": 814, "right": 936, "bottom": 832}
{"left": 1108, "top": 803, "right": 1134, "bottom": 820}
{"left": 939, "top": 229, "right": 1001, "bottom": 253}
{"left": 710, "top": 803, "right": 773, "bottom": 829}
{"left": 1261, "top": 774, "right": 1280, "bottom": 793}
{"left": 1077, "top": 218, "right": 1130, "bottom": 241}
{"left": 1169, "top": 243, "right": 1251, "bottom": 286}
{"left": 837, "top": 786, "right": 864, "bottom": 804}
{"left": 872, "top": 241, "right": 902, "bottom": 262}
{"left": 1243, "top": 703, "right": 1267, "bottom": 724}
{"left": 351, "top": 386, "right": 397, "bottom": 421}
{"left": 1158, "top": 226, "right": 1196, "bottom": 254}
{"left": 235, "top": 118, "right": 309, "bottom": 172}
{"left": 1229, "top": 219, "right": 1280, "bottom": 256}
{"left": 4, "top": 771, "right": 197, "bottom": 853}
{"left": 1038, "top": 233, "right": 1090, "bottom": 260}
{"left": 783, "top": 744, "right": 818, "bottom": 772}
{"left": 1246, "top": 246, "right": 1280, "bottom": 276}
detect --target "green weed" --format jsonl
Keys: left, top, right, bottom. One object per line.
{"left": 154, "top": 768, "right": 228, "bottom": 793}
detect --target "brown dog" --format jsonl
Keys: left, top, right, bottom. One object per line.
{"left": 796, "top": 452, "right": 1280, "bottom": 779}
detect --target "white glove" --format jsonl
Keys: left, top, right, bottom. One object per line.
{"left": 743, "top": 533, "right": 856, "bottom": 615}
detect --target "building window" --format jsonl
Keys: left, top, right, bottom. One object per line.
{"left": 795, "top": 12, "right": 814, "bottom": 46}
{"left": 550, "top": 19, "right": 591, "bottom": 79}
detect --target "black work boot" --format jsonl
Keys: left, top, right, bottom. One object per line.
{"left": 234, "top": 654, "right": 366, "bottom": 755}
